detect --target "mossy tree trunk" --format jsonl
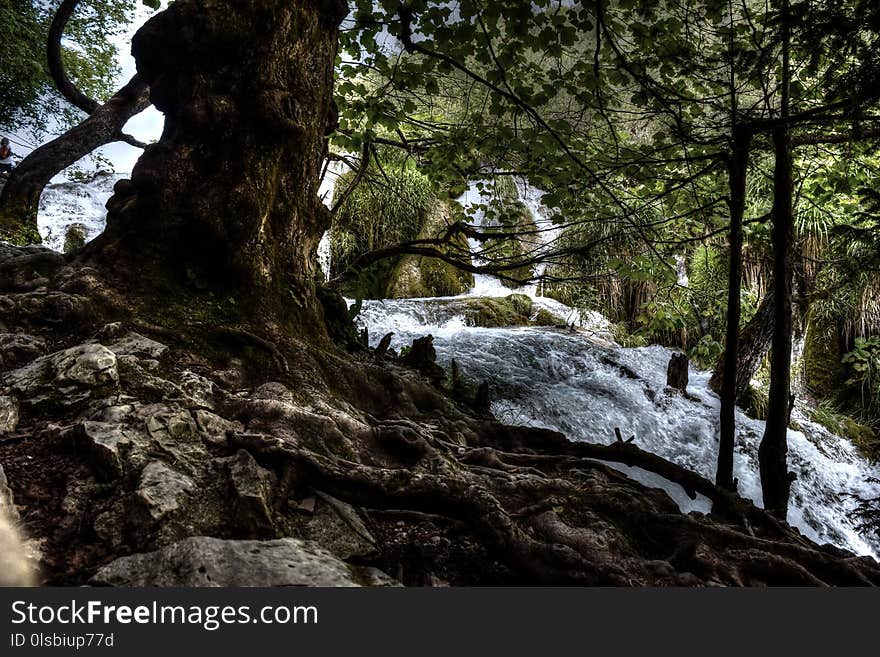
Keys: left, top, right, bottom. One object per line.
{"left": 85, "top": 0, "right": 346, "bottom": 334}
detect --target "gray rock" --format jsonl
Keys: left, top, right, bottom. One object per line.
{"left": 89, "top": 536, "right": 399, "bottom": 587}
{"left": 0, "top": 333, "right": 47, "bottom": 370}
{"left": 137, "top": 461, "right": 195, "bottom": 521}
{"left": 0, "top": 396, "right": 19, "bottom": 434}
{"left": 76, "top": 421, "right": 134, "bottom": 481}
{"left": 228, "top": 450, "right": 275, "bottom": 536}
{"left": 108, "top": 332, "right": 168, "bottom": 360}
{"left": 3, "top": 344, "right": 118, "bottom": 402}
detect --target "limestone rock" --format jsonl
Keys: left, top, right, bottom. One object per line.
{"left": 3, "top": 344, "right": 118, "bottom": 404}
{"left": 228, "top": 449, "right": 275, "bottom": 536}
{"left": 89, "top": 536, "right": 399, "bottom": 587}
{"left": 108, "top": 332, "right": 169, "bottom": 360}
{"left": 136, "top": 461, "right": 195, "bottom": 521}
{"left": 306, "top": 491, "right": 376, "bottom": 560}
{"left": 0, "top": 396, "right": 19, "bottom": 434}
{"left": 76, "top": 421, "right": 134, "bottom": 481}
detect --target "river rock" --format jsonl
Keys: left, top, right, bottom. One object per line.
{"left": 75, "top": 421, "right": 134, "bottom": 481}
{"left": 89, "top": 536, "right": 399, "bottom": 587}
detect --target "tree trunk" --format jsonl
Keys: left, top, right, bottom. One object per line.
{"left": 759, "top": 0, "right": 795, "bottom": 519}
{"left": 83, "top": 0, "right": 346, "bottom": 335}
{"left": 716, "top": 128, "right": 751, "bottom": 492}
{"left": 0, "top": 76, "right": 151, "bottom": 244}
{"left": 709, "top": 291, "right": 774, "bottom": 400}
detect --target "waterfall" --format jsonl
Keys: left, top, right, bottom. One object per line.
{"left": 354, "top": 180, "right": 880, "bottom": 559}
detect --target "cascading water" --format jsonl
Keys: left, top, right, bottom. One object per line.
{"left": 352, "top": 180, "right": 880, "bottom": 559}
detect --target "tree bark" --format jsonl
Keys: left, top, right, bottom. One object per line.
{"left": 759, "top": 0, "right": 795, "bottom": 519}
{"left": 709, "top": 291, "right": 775, "bottom": 400}
{"left": 0, "top": 76, "right": 151, "bottom": 243}
{"left": 83, "top": 0, "right": 347, "bottom": 334}
{"left": 716, "top": 128, "right": 751, "bottom": 492}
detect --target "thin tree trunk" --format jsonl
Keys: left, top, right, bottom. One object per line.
{"left": 716, "top": 127, "right": 751, "bottom": 492}
{"left": 0, "top": 76, "right": 150, "bottom": 243}
{"left": 759, "top": 0, "right": 795, "bottom": 519}
{"left": 83, "top": 0, "right": 346, "bottom": 335}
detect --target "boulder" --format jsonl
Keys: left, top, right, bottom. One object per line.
{"left": 89, "top": 536, "right": 399, "bottom": 587}
{"left": 228, "top": 450, "right": 276, "bottom": 537}
{"left": 63, "top": 224, "right": 88, "bottom": 254}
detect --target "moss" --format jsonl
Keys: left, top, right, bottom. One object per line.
{"left": 809, "top": 403, "right": 879, "bottom": 460}
{"left": 462, "top": 294, "right": 533, "bottom": 327}
{"left": 803, "top": 320, "right": 846, "bottom": 399}
{"left": 741, "top": 384, "right": 769, "bottom": 421}
{"left": 388, "top": 199, "right": 474, "bottom": 298}
{"left": 533, "top": 309, "right": 562, "bottom": 326}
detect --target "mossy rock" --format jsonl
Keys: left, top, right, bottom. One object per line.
{"left": 842, "top": 417, "right": 879, "bottom": 457}
{"left": 803, "top": 320, "right": 846, "bottom": 399}
{"left": 461, "top": 294, "right": 533, "bottom": 328}
{"left": 533, "top": 309, "right": 563, "bottom": 326}
{"left": 388, "top": 200, "right": 474, "bottom": 298}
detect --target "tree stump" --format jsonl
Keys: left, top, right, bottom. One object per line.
{"left": 667, "top": 353, "right": 689, "bottom": 392}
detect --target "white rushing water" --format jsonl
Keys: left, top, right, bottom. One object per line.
{"left": 38, "top": 171, "right": 124, "bottom": 251}
{"left": 352, "top": 179, "right": 880, "bottom": 559}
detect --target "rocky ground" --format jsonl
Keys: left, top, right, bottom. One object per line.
{"left": 2, "top": 241, "right": 880, "bottom": 587}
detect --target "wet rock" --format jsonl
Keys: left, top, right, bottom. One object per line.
{"left": 0, "top": 396, "right": 19, "bottom": 434}
{"left": 228, "top": 450, "right": 275, "bottom": 537}
{"left": 3, "top": 344, "right": 118, "bottom": 404}
{"left": 90, "top": 536, "right": 400, "bottom": 587}
{"left": 0, "top": 333, "right": 47, "bottom": 370}
{"left": 108, "top": 332, "right": 169, "bottom": 360}
{"left": 136, "top": 461, "right": 195, "bottom": 521}
{"left": 666, "top": 353, "right": 689, "bottom": 393}
{"left": 63, "top": 224, "right": 88, "bottom": 254}
{"left": 403, "top": 335, "right": 445, "bottom": 382}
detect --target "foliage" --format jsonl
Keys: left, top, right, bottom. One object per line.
{"left": 0, "top": 0, "right": 143, "bottom": 140}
